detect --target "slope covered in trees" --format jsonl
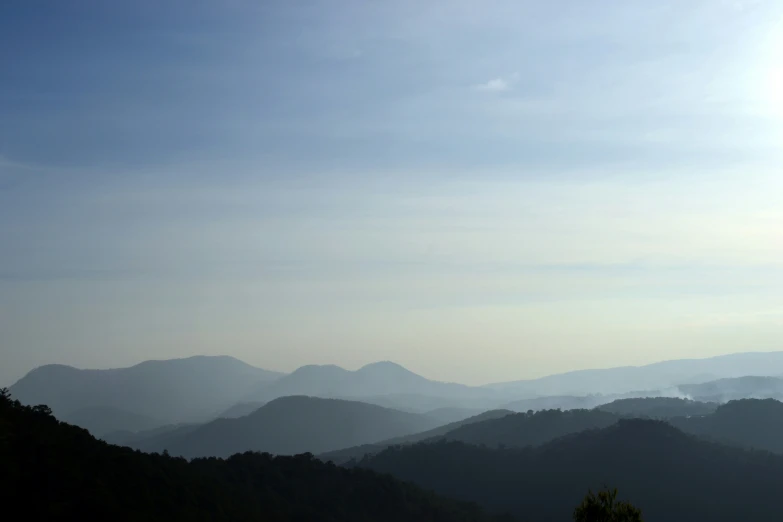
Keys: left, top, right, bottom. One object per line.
{"left": 360, "top": 418, "right": 783, "bottom": 522}
{"left": 0, "top": 389, "right": 509, "bottom": 522}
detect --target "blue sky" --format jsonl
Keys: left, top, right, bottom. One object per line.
{"left": 2, "top": 0, "right": 783, "bottom": 386}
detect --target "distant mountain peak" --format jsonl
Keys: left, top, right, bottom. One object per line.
{"left": 24, "top": 363, "right": 79, "bottom": 376}
{"left": 289, "top": 364, "right": 350, "bottom": 376}
{"left": 358, "top": 361, "right": 416, "bottom": 373}
{"left": 10, "top": 356, "right": 285, "bottom": 430}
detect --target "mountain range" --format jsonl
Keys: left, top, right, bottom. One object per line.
{"left": 12, "top": 351, "right": 783, "bottom": 438}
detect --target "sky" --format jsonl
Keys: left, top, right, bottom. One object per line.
{"left": 2, "top": 0, "right": 783, "bottom": 387}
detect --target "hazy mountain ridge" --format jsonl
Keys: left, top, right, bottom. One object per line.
{"left": 14, "top": 351, "right": 783, "bottom": 442}
{"left": 9, "top": 356, "right": 284, "bottom": 433}
{"left": 251, "top": 361, "right": 498, "bottom": 411}
{"left": 486, "top": 351, "right": 783, "bottom": 396}
{"left": 129, "top": 395, "right": 443, "bottom": 458}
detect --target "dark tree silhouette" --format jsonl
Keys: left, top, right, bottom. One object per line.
{"left": 574, "top": 488, "right": 643, "bottom": 522}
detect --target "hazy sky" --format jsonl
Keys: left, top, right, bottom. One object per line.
{"left": 2, "top": 0, "right": 783, "bottom": 387}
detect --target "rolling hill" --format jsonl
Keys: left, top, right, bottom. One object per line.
{"left": 130, "top": 395, "right": 442, "bottom": 458}
{"left": 9, "top": 356, "right": 284, "bottom": 430}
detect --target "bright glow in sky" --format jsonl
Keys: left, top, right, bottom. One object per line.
{"left": 2, "top": 0, "right": 783, "bottom": 386}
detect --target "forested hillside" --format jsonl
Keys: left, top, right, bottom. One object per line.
{"left": 0, "top": 389, "right": 508, "bottom": 522}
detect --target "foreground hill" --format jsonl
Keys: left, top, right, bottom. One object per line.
{"left": 131, "top": 396, "right": 442, "bottom": 458}
{"left": 10, "top": 356, "right": 284, "bottom": 431}
{"left": 487, "top": 351, "right": 783, "bottom": 396}
{"left": 360, "top": 419, "right": 783, "bottom": 522}
{"left": 0, "top": 389, "right": 504, "bottom": 522}
{"left": 320, "top": 409, "right": 513, "bottom": 464}
{"left": 252, "top": 361, "right": 497, "bottom": 411}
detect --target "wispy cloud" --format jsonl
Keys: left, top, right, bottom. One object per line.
{"left": 474, "top": 73, "right": 519, "bottom": 92}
